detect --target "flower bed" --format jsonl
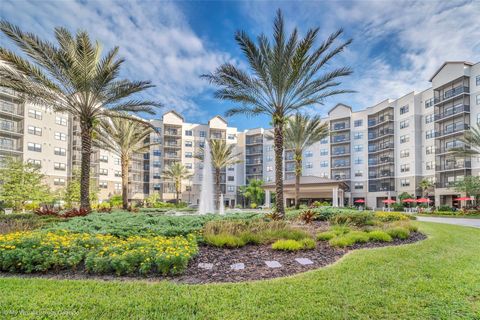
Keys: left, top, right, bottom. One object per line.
{"left": 0, "top": 230, "right": 197, "bottom": 276}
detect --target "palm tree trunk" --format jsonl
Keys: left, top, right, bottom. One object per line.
{"left": 80, "top": 123, "right": 92, "bottom": 211}
{"left": 176, "top": 179, "right": 180, "bottom": 205}
{"left": 294, "top": 152, "right": 302, "bottom": 210}
{"left": 274, "top": 121, "right": 285, "bottom": 217}
{"left": 121, "top": 155, "right": 129, "bottom": 210}
{"left": 215, "top": 168, "right": 221, "bottom": 210}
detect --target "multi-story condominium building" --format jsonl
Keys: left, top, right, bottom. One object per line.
{"left": 1, "top": 61, "right": 480, "bottom": 209}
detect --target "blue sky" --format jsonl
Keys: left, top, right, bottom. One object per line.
{"left": 1, "top": 0, "right": 479, "bottom": 130}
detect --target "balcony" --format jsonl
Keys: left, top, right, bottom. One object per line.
{"left": 437, "top": 123, "right": 469, "bottom": 138}
{"left": 164, "top": 130, "right": 181, "bottom": 137}
{"left": 0, "top": 121, "right": 23, "bottom": 136}
{"left": 368, "top": 142, "right": 394, "bottom": 153}
{"left": 0, "top": 87, "right": 20, "bottom": 99}
{"left": 369, "top": 171, "right": 394, "bottom": 179}
{"left": 436, "top": 160, "right": 471, "bottom": 172}
{"left": 164, "top": 141, "right": 181, "bottom": 149}
{"left": 331, "top": 150, "right": 350, "bottom": 157}
{"left": 246, "top": 138, "right": 263, "bottom": 145}
{"left": 0, "top": 141, "right": 22, "bottom": 153}
{"left": 0, "top": 102, "right": 24, "bottom": 118}
{"left": 368, "top": 157, "right": 394, "bottom": 166}
{"left": 164, "top": 152, "right": 181, "bottom": 159}
{"left": 246, "top": 149, "right": 263, "bottom": 155}
{"left": 330, "top": 123, "right": 350, "bottom": 132}
{"left": 333, "top": 174, "right": 350, "bottom": 181}
{"left": 330, "top": 135, "right": 350, "bottom": 144}
{"left": 434, "top": 86, "right": 469, "bottom": 105}
{"left": 434, "top": 104, "right": 470, "bottom": 122}
{"left": 246, "top": 160, "right": 262, "bottom": 166}
{"left": 436, "top": 142, "right": 468, "bottom": 155}
{"left": 368, "top": 115, "right": 394, "bottom": 128}
{"left": 332, "top": 162, "right": 350, "bottom": 168}
{"left": 368, "top": 128, "right": 394, "bottom": 141}
{"left": 369, "top": 185, "right": 395, "bottom": 192}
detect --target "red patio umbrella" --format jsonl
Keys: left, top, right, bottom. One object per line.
{"left": 382, "top": 199, "right": 396, "bottom": 204}
{"left": 416, "top": 198, "right": 431, "bottom": 203}
{"left": 354, "top": 199, "right": 365, "bottom": 203}
{"left": 402, "top": 198, "right": 416, "bottom": 203}
{"left": 454, "top": 197, "right": 473, "bottom": 201}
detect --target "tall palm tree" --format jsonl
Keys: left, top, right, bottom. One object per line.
{"left": 199, "top": 139, "right": 241, "bottom": 210}
{"left": 418, "top": 178, "right": 434, "bottom": 198}
{"left": 94, "top": 115, "right": 157, "bottom": 210}
{"left": 162, "top": 162, "right": 192, "bottom": 205}
{"left": 203, "top": 10, "right": 352, "bottom": 217}
{"left": 0, "top": 22, "right": 160, "bottom": 211}
{"left": 284, "top": 113, "right": 328, "bottom": 209}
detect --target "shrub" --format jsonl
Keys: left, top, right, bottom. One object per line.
{"left": 203, "top": 234, "right": 246, "bottom": 248}
{"left": 329, "top": 236, "right": 355, "bottom": 248}
{"left": 311, "top": 201, "right": 331, "bottom": 208}
{"left": 368, "top": 230, "right": 392, "bottom": 242}
{"left": 298, "top": 209, "right": 317, "bottom": 224}
{"left": 331, "top": 225, "right": 351, "bottom": 235}
{"left": 317, "top": 231, "right": 336, "bottom": 241}
{"left": 34, "top": 206, "right": 59, "bottom": 217}
{"left": 265, "top": 211, "right": 283, "bottom": 221}
{"left": 386, "top": 227, "right": 410, "bottom": 239}
{"left": 271, "top": 238, "right": 315, "bottom": 251}
{"left": 96, "top": 204, "right": 112, "bottom": 213}
{"left": 63, "top": 208, "right": 90, "bottom": 218}
{"left": 438, "top": 205, "right": 454, "bottom": 212}
{"left": 330, "top": 212, "right": 374, "bottom": 227}
{"left": 0, "top": 230, "right": 197, "bottom": 276}
{"left": 329, "top": 231, "right": 370, "bottom": 248}
{"left": 391, "top": 221, "right": 418, "bottom": 232}
{"left": 375, "top": 211, "right": 409, "bottom": 222}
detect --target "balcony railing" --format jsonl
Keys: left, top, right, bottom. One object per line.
{"left": 368, "top": 157, "right": 394, "bottom": 166}
{"left": 332, "top": 162, "right": 350, "bottom": 168}
{"left": 246, "top": 138, "right": 263, "bottom": 145}
{"left": 331, "top": 123, "right": 350, "bottom": 131}
{"left": 368, "top": 128, "right": 394, "bottom": 140}
{"left": 368, "top": 115, "right": 394, "bottom": 127}
{"left": 434, "top": 104, "right": 470, "bottom": 121}
{"left": 164, "top": 130, "right": 181, "bottom": 136}
{"left": 436, "top": 160, "right": 471, "bottom": 171}
{"left": 330, "top": 136, "right": 350, "bottom": 144}
{"left": 368, "top": 142, "right": 394, "bottom": 153}
{"left": 246, "top": 149, "right": 262, "bottom": 155}
{"left": 0, "top": 102, "right": 23, "bottom": 116}
{"left": 0, "top": 121, "right": 23, "bottom": 134}
{"left": 333, "top": 174, "right": 350, "bottom": 180}
{"left": 437, "top": 123, "right": 469, "bottom": 137}
{"left": 369, "top": 185, "right": 395, "bottom": 192}
{"left": 436, "top": 142, "right": 468, "bottom": 154}
{"left": 434, "top": 86, "right": 469, "bottom": 104}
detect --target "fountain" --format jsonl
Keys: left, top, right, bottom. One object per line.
{"left": 198, "top": 140, "right": 215, "bottom": 215}
{"left": 219, "top": 194, "right": 225, "bottom": 215}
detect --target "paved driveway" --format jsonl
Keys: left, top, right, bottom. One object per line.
{"left": 416, "top": 216, "right": 480, "bottom": 228}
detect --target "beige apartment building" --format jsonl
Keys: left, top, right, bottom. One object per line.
{"left": 1, "top": 60, "right": 480, "bottom": 208}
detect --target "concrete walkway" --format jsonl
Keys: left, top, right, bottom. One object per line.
{"left": 416, "top": 216, "right": 480, "bottom": 228}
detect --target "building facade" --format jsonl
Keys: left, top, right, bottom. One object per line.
{"left": 1, "top": 61, "right": 480, "bottom": 208}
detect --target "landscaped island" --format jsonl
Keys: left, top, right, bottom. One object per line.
{"left": 0, "top": 207, "right": 424, "bottom": 283}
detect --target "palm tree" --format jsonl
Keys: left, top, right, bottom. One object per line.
{"left": 199, "top": 139, "right": 241, "bottom": 210}
{"left": 240, "top": 179, "right": 265, "bottom": 208}
{"left": 284, "top": 113, "right": 328, "bottom": 209}
{"left": 203, "top": 10, "right": 352, "bottom": 217}
{"left": 94, "top": 116, "right": 157, "bottom": 209}
{"left": 418, "top": 178, "right": 434, "bottom": 198}
{"left": 0, "top": 22, "right": 160, "bottom": 211}
{"left": 162, "top": 162, "right": 192, "bottom": 205}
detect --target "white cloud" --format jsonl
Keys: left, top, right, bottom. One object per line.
{"left": 0, "top": 0, "right": 233, "bottom": 119}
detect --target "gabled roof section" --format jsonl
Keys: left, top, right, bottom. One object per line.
{"left": 162, "top": 110, "right": 184, "bottom": 121}
{"left": 208, "top": 115, "right": 227, "bottom": 125}
{"left": 328, "top": 103, "right": 352, "bottom": 115}
{"left": 429, "top": 61, "right": 474, "bottom": 82}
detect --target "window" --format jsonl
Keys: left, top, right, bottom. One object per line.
{"left": 27, "top": 143, "right": 41, "bottom": 152}
{"left": 354, "top": 120, "right": 363, "bottom": 127}
{"left": 185, "top": 163, "right": 193, "bottom": 169}
{"left": 354, "top": 132, "right": 363, "bottom": 140}
{"left": 400, "top": 105, "right": 409, "bottom": 115}
{"left": 320, "top": 161, "right": 328, "bottom": 168}
{"left": 99, "top": 168, "right": 108, "bottom": 175}
{"left": 305, "top": 150, "right": 313, "bottom": 157}
{"left": 54, "top": 162, "right": 66, "bottom": 171}
{"left": 153, "top": 150, "right": 162, "bottom": 157}
{"left": 477, "top": 94, "right": 480, "bottom": 105}
{"left": 426, "top": 146, "right": 434, "bottom": 155}
{"left": 185, "top": 140, "right": 193, "bottom": 147}
{"left": 355, "top": 170, "right": 363, "bottom": 177}
{"left": 153, "top": 172, "right": 161, "bottom": 179}
{"left": 400, "top": 164, "right": 410, "bottom": 173}
{"left": 320, "top": 138, "right": 328, "bottom": 144}
{"left": 114, "top": 170, "right": 121, "bottom": 177}
{"left": 185, "top": 152, "right": 193, "bottom": 158}
{"left": 27, "top": 159, "right": 41, "bottom": 167}
{"left": 152, "top": 161, "right": 161, "bottom": 168}
{"left": 153, "top": 184, "right": 161, "bottom": 191}
{"left": 228, "top": 166, "right": 234, "bottom": 171}
{"left": 425, "top": 98, "right": 434, "bottom": 108}
{"left": 400, "top": 135, "right": 409, "bottom": 143}
{"left": 265, "top": 177, "right": 273, "bottom": 182}
{"left": 28, "top": 109, "right": 42, "bottom": 120}
{"left": 266, "top": 166, "right": 273, "bottom": 172}
{"left": 53, "top": 178, "right": 65, "bottom": 186}
{"left": 55, "top": 116, "right": 67, "bottom": 126}
{"left": 199, "top": 131, "right": 206, "bottom": 137}
{"left": 227, "top": 176, "right": 234, "bottom": 182}
{"left": 266, "top": 145, "right": 273, "bottom": 151}
{"left": 266, "top": 155, "right": 273, "bottom": 162}
{"left": 99, "top": 181, "right": 108, "bottom": 189}
{"left": 426, "top": 161, "right": 434, "bottom": 170}
{"left": 185, "top": 130, "right": 193, "bottom": 136}
{"left": 114, "top": 183, "right": 122, "bottom": 191}
{"left": 400, "top": 120, "right": 409, "bottom": 129}
{"left": 400, "top": 149, "right": 410, "bottom": 158}
{"left": 154, "top": 127, "right": 162, "bottom": 134}
{"left": 227, "top": 185, "right": 235, "bottom": 192}
{"left": 477, "top": 75, "right": 480, "bottom": 86}
{"left": 54, "top": 147, "right": 66, "bottom": 156}
{"left": 320, "top": 149, "right": 328, "bottom": 156}
{"left": 354, "top": 183, "right": 364, "bottom": 190}
{"left": 426, "top": 130, "right": 435, "bottom": 139}
{"left": 305, "top": 162, "right": 313, "bottom": 169}
{"left": 354, "top": 145, "right": 363, "bottom": 152}
{"left": 99, "top": 155, "right": 108, "bottom": 162}
{"left": 227, "top": 134, "right": 235, "bottom": 140}
{"left": 114, "top": 157, "right": 120, "bottom": 165}
{"left": 354, "top": 158, "right": 363, "bottom": 165}
{"left": 28, "top": 126, "right": 42, "bottom": 136}
{"left": 320, "top": 172, "right": 329, "bottom": 178}
{"left": 425, "top": 114, "right": 434, "bottom": 124}
{"left": 54, "top": 132, "right": 66, "bottom": 141}
{"left": 400, "top": 179, "right": 410, "bottom": 187}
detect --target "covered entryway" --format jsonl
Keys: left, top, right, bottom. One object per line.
{"left": 262, "top": 176, "right": 349, "bottom": 208}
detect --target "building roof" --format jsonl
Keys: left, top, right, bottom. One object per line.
{"left": 162, "top": 110, "right": 185, "bottom": 121}
{"left": 208, "top": 115, "right": 227, "bottom": 125}
{"left": 328, "top": 103, "right": 352, "bottom": 115}
{"left": 429, "top": 61, "right": 474, "bottom": 82}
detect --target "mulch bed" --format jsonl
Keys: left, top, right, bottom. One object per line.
{"left": 0, "top": 232, "right": 426, "bottom": 284}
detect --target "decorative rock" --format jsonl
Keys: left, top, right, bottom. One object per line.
{"left": 198, "top": 263, "right": 213, "bottom": 270}
{"left": 265, "top": 260, "right": 282, "bottom": 268}
{"left": 230, "top": 263, "right": 245, "bottom": 270}
{"left": 295, "top": 258, "right": 314, "bottom": 265}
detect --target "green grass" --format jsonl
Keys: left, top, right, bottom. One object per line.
{"left": 416, "top": 214, "right": 480, "bottom": 219}
{"left": 0, "top": 222, "right": 479, "bottom": 319}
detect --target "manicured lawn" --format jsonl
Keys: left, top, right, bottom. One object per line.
{"left": 416, "top": 214, "right": 480, "bottom": 219}
{"left": 1, "top": 222, "right": 479, "bottom": 319}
